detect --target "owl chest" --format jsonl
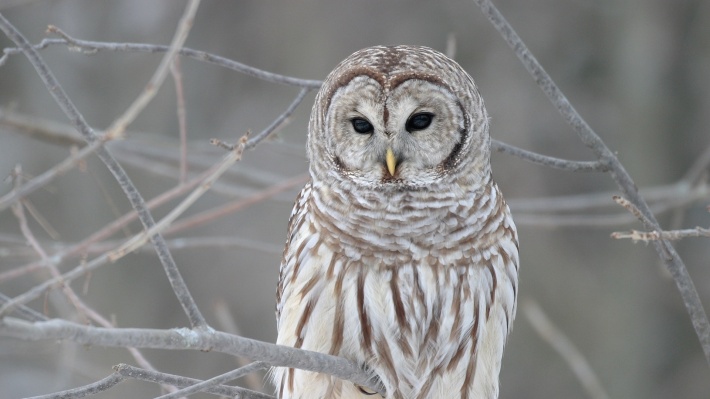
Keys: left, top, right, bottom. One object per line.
{"left": 293, "top": 243, "right": 488, "bottom": 397}
{"left": 281, "top": 205, "right": 505, "bottom": 397}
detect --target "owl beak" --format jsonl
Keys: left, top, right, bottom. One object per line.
{"left": 385, "top": 147, "right": 397, "bottom": 176}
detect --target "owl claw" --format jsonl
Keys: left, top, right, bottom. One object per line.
{"left": 356, "top": 384, "right": 380, "bottom": 396}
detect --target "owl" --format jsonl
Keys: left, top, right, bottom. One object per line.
{"left": 274, "top": 45, "right": 519, "bottom": 399}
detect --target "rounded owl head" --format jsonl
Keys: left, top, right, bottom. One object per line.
{"left": 308, "top": 45, "right": 491, "bottom": 191}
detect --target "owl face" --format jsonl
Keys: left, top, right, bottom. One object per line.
{"left": 308, "top": 45, "right": 491, "bottom": 191}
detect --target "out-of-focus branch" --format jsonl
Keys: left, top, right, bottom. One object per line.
{"left": 95, "top": 0, "right": 201, "bottom": 140}
{"left": 523, "top": 300, "right": 610, "bottom": 399}
{"left": 0, "top": 136, "right": 105, "bottom": 212}
{"left": 473, "top": 0, "right": 710, "bottom": 364}
{"left": 171, "top": 57, "right": 189, "bottom": 183}
{"left": 165, "top": 172, "right": 308, "bottom": 234}
{"left": 0, "top": 292, "right": 46, "bottom": 322}
{"left": 0, "top": 236, "right": 282, "bottom": 261}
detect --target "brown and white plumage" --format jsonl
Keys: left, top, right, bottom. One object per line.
{"left": 274, "top": 45, "right": 519, "bottom": 399}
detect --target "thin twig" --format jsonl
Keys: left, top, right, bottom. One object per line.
{"left": 0, "top": 139, "right": 105, "bottom": 212}
{"left": 492, "top": 140, "right": 607, "bottom": 172}
{"left": 155, "top": 362, "right": 269, "bottom": 399}
{"left": 0, "top": 292, "right": 47, "bottom": 322}
{"left": 22, "top": 372, "right": 125, "bottom": 399}
{"left": 246, "top": 88, "right": 311, "bottom": 149}
{"left": 213, "top": 300, "right": 266, "bottom": 391}
{"left": 2, "top": 34, "right": 322, "bottom": 88}
{"left": 524, "top": 300, "right": 610, "bottom": 399}
{"left": 510, "top": 182, "right": 709, "bottom": 214}
{"left": 612, "top": 227, "right": 710, "bottom": 242}
{"left": 611, "top": 195, "right": 655, "bottom": 227}
{"left": 97, "top": 0, "right": 201, "bottom": 140}
{"left": 0, "top": 106, "right": 85, "bottom": 145}
{"left": 0, "top": 317, "right": 385, "bottom": 395}
{"left": 115, "top": 363, "right": 273, "bottom": 399}
{"left": 21, "top": 198, "right": 61, "bottom": 240}
{"left": 1, "top": 236, "right": 281, "bottom": 261}
{"left": 171, "top": 57, "right": 189, "bottom": 183}
{"left": 473, "top": 0, "right": 710, "bottom": 364}
{"left": 681, "top": 144, "right": 710, "bottom": 186}
{"left": 10, "top": 165, "right": 89, "bottom": 320}
{"left": 165, "top": 173, "right": 308, "bottom": 235}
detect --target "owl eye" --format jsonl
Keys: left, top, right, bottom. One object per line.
{"left": 406, "top": 112, "right": 434, "bottom": 132}
{"left": 351, "top": 117, "right": 374, "bottom": 134}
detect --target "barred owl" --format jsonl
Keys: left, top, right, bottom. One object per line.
{"left": 274, "top": 45, "right": 519, "bottom": 399}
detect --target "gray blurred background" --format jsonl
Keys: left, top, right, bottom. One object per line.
{"left": 1, "top": 0, "right": 709, "bottom": 398}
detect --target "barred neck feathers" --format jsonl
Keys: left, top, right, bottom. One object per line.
{"left": 308, "top": 174, "right": 505, "bottom": 261}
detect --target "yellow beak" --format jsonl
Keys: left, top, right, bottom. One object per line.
{"left": 386, "top": 147, "right": 397, "bottom": 176}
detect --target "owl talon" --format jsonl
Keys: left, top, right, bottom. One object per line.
{"left": 356, "top": 384, "right": 379, "bottom": 396}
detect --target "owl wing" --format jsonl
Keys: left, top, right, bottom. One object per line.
{"left": 276, "top": 181, "right": 313, "bottom": 324}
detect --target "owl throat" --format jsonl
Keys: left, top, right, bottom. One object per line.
{"left": 309, "top": 177, "right": 501, "bottom": 262}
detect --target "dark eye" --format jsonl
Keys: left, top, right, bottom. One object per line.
{"left": 406, "top": 112, "right": 434, "bottom": 132}
{"left": 351, "top": 118, "right": 374, "bottom": 134}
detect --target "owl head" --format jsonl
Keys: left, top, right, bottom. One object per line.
{"left": 307, "top": 45, "right": 491, "bottom": 191}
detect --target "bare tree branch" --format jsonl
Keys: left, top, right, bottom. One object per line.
{"left": 0, "top": 31, "right": 322, "bottom": 88}
{"left": 491, "top": 140, "right": 607, "bottom": 172}
{"left": 213, "top": 300, "right": 267, "bottom": 391}
{"left": 114, "top": 363, "right": 272, "bottom": 399}
{"left": 473, "top": 0, "right": 710, "bottom": 365}
{"left": 611, "top": 196, "right": 709, "bottom": 241}
{"left": 611, "top": 227, "right": 710, "bottom": 242}
{"left": 246, "top": 88, "right": 311, "bottom": 149}
{"left": 165, "top": 173, "right": 308, "bottom": 235}
{"left": 0, "top": 317, "right": 385, "bottom": 395}
{"left": 155, "top": 362, "right": 268, "bottom": 399}
{"left": 0, "top": 292, "right": 47, "bottom": 322}
{"left": 171, "top": 56, "right": 189, "bottom": 183}
{"left": 0, "top": 137, "right": 105, "bottom": 212}
{"left": 24, "top": 372, "right": 126, "bottom": 399}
